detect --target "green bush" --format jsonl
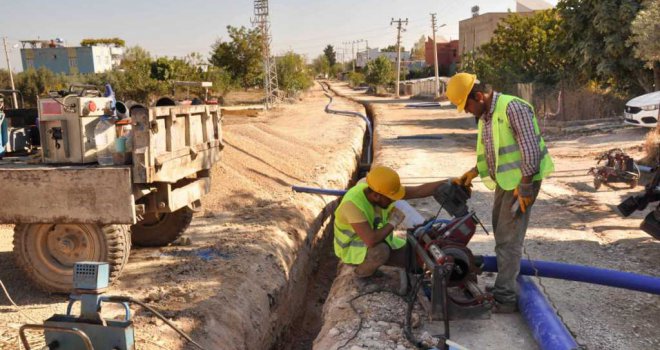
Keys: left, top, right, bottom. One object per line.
{"left": 365, "top": 56, "right": 394, "bottom": 87}
{"left": 347, "top": 72, "right": 365, "bottom": 87}
{"left": 276, "top": 51, "right": 313, "bottom": 96}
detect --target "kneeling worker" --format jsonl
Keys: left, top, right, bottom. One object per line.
{"left": 334, "top": 166, "right": 445, "bottom": 277}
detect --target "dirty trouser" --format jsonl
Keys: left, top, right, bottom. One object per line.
{"left": 492, "top": 180, "right": 542, "bottom": 305}
{"left": 353, "top": 242, "right": 408, "bottom": 278}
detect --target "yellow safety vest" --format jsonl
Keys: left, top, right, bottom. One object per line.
{"left": 333, "top": 183, "right": 407, "bottom": 264}
{"left": 476, "top": 94, "right": 554, "bottom": 191}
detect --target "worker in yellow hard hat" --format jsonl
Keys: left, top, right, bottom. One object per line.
{"left": 446, "top": 72, "right": 554, "bottom": 313}
{"left": 334, "top": 166, "right": 446, "bottom": 278}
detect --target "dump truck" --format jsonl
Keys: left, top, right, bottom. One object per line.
{"left": 0, "top": 85, "right": 223, "bottom": 292}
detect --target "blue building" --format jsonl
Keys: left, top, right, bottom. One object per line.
{"left": 20, "top": 40, "right": 123, "bottom": 74}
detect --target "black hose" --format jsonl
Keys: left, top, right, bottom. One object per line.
{"left": 106, "top": 296, "right": 206, "bottom": 350}
{"left": 404, "top": 275, "right": 428, "bottom": 349}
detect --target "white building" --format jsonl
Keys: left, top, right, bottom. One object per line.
{"left": 356, "top": 48, "right": 411, "bottom": 68}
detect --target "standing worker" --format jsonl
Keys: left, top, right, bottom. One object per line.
{"left": 446, "top": 73, "right": 554, "bottom": 313}
{"left": 334, "top": 166, "right": 446, "bottom": 278}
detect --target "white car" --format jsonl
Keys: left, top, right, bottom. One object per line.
{"left": 624, "top": 91, "right": 660, "bottom": 127}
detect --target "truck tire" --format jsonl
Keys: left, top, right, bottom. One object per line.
{"left": 131, "top": 207, "right": 193, "bottom": 247}
{"left": 13, "top": 223, "right": 131, "bottom": 293}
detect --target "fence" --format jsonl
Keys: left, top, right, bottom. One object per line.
{"left": 509, "top": 83, "right": 628, "bottom": 125}
{"left": 399, "top": 77, "right": 448, "bottom": 97}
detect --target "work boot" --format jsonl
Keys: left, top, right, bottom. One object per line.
{"left": 491, "top": 301, "right": 518, "bottom": 314}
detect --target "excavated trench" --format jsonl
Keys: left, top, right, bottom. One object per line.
{"left": 273, "top": 91, "right": 375, "bottom": 350}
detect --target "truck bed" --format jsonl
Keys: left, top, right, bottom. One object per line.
{"left": 0, "top": 162, "right": 134, "bottom": 224}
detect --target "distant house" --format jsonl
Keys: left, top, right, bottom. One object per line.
{"left": 458, "top": 0, "right": 553, "bottom": 57}
{"left": 356, "top": 48, "right": 411, "bottom": 68}
{"left": 424, "top": 37, "right": 459, "bottom": 75}
{"left": 20, "top": 39, "right": 123, "bottom": 74}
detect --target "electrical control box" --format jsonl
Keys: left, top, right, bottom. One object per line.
{"left": 73, "top": 261, "right": 110, "bottom": 290}
{"left": 38, "top": 96, "right": 115, "bottom": 164}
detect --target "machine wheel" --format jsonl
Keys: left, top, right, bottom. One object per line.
{"left": 131, "top": 207, "right": 193, "bottom": 247}
{"left": 13, "top": 223, "right": 131, "bottom": 293}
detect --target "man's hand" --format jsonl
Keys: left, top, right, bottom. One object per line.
{"left": 387, "top": 207, "right": 406, "bottom": 229}
{"left": 513, "top": 182, "right": 535, "bottom": 213}
{"left": 452, "top": 168, "right": 479, "bottom": 192}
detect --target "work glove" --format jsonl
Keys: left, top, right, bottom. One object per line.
{"left": 513, "top": 182, "right": 535, "bottom": 214}
{"left": 452, "top": 168, "right": 479, "bottom": 193}
{"left": 387, "top": 207, "right": 406, "bottom": 229}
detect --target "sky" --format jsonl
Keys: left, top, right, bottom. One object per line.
{"left": 1, "top": 0, "right": 558, "bottom": 72}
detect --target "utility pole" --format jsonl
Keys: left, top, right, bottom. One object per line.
{"left": 353, "top": 39, "right": 364, "bottom": 70}
{"left": 343, "top": 41, "right": 354, "bottom": 72}
{"left": 431, "top": 14, "right": 440, "bottom": 99}
{"left": 252, "top": 0, "right": 280, "bottom": 109}
{"left": 351, "top": 40, "right": 356, "bottom": 72}
{"left": 391, "top": 18, "right": 408, "bottom": 98}
{"left": 430, "top": 15, "right": 446, "bottom": 99}
{"left": 2, "top": 37, "right": 18, "bottom": 108}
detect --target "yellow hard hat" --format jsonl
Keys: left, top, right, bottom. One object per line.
{"left": 446, "top": 73, "right": 477, "bottom": 112}
{"left": 366, "top": 166, "right": 405, "bottom": 200}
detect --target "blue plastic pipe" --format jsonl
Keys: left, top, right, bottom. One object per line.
{"left": 291, "top": 186, "right": 347, "bottom": 196}
{"left": 517, "top": 275, "right": 580, "bottom": 350}
{"left": 481, "top": 256, "right": 660, "bottom": 295}
{"left": 320, "top": 82, "right": 373, "bottom": 164}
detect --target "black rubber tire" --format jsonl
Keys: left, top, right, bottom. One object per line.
{"left": 594, "top": 178, "right": 602, "bottom": 191}
{"left": 13, "top": 223, "right": 131, "bottom": 293}
{"left": 131, "top": 207, "right": 193, "bottom": 247}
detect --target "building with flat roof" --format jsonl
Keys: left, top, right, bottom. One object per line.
{"left": 458, "top": 0, "right": 552, "bottom": 57}
{"left": 356, "top": 48, "right": 411, "bottom": 68}
{"left": 20, "top": 40, "right": 123, "bottom": 74}
{"left": 425, "top": 37, "right": 459, "bottom": 76}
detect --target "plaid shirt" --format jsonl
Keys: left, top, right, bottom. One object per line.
{"left": 481, "top": 92, "right": 541, "bottom": 178}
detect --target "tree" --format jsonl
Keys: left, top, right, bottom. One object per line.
{"left": 364, "top": 56, "right": 394, "bottom": 86}
{"left": 381, "top": 45, "right": 403, "bottom": 52}
{"left": 204, "top": 67, "right": 234, "bottom": 96}
{"left": 80, "top": 38, "right": 125, "bottom": 47}
{"left": 411, "top": 35, "right": 427, "bottom": 61}
{"left": 312, "top": 54, "right": 331, "bottom": 77}
{"left": 276, "top": 52, "right": 313, "bottom": 96}
{"left": 15, "top": 67, "right": 66, "bottom": 105}
{"left": 347, "top": 72, "right": 365, "bottom": 87}
{"left": 150, "top": 57, "right": 175, "bottom": 81}
{"left": 0, "top": 69, "right": 12, "bottom": 90}
{"left": 150, "top": 56, "right": 200, "bottom": 82}
{"left": 114, "top": 46, "right": 167, "bottom": 102}
{"left": 556, "top": 0, "right": 651, "bottom": 94}
{"left": 209, "top": 26, "right": 263, "bottom": 89}
{"left": 323, "top": 45, "right": 337, "bottom": 67}
{"left": 475, "top": 9, "right": 565, "bottom": 88}
{"left": 628, "top": 0, "right": 660, "bottom": 90}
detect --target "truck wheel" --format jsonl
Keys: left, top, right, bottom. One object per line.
{"left": 131, "top": 207, "right": 193, "bottom": 247}
{"left": 13, "top": 224, "right": 131, "bottom": 293}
